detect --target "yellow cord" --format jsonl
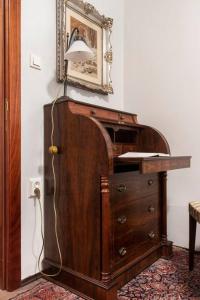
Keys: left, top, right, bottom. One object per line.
{"left": 37, "top": 87, "right": 63, "bottom": 277}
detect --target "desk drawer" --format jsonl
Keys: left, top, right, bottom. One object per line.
{"left": 113, "top": 219, "right": 160, "bottom": 260}
{"left": 110, "top": 172, "right": 161, "bottom": 268}
{"left": 111, "top": 211, "right": 161, "bottom": 268}
{"left": 113, "top": 194, "right": 160, "bottom": 238}
{"left": 113, "top": 144, "right": 122, "bottom": 157}
{"left": 118, "top": 113, "right": 137, "bottom": 124}
{"left": 110, "top": 172, "right": 159, "bottom": 209}
{"left": 69, "top": 101, "right": 119, "bottom": 122}
{"left": 112, "top": 233, "right": 160, "bottom": 269}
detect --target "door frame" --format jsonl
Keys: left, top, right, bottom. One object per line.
{"left": 0, "top": 0, "right": 21, "bottom": 291}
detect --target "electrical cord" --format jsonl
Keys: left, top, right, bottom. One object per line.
{"left": 37, "top": 87, "right": 63, "bottom": 277}
{"left": 32, "top": 198, "right": 39, "bottom": 274}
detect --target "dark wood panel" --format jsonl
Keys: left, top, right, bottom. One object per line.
{"left": 44, "top": 102, "right": 110, "bottom": 279}
{"left": 4, "top": 0, "right": 21, "bottom": 291}
{"left": 139, "top": 126, "right": 170, "bottom": 154}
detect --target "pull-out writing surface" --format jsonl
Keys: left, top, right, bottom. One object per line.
{"left": 114, "top": 156, "right": 191, "bottom": 174}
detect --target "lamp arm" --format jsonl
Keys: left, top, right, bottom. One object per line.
{"left": 67, "top": 27, "right": 79, "bottom": 49}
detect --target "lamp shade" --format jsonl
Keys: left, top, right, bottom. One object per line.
{"left": 64, "top": 39, "right": 94, "bottom": 62}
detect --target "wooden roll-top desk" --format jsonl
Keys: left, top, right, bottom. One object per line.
{"left": 44, "top": 98, "right": 191, "bottom": 300}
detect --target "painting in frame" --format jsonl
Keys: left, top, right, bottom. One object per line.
{"left": 57, "top": 0, "right": 113, "bottom": 95}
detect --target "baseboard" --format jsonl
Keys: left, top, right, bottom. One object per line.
{"left": 174, "top": 244, "right": 200, "bottom": 255}
{"left": 21, "top": 272, "right": 42, "bottom": 287}
{"left": 174, "top": 244, "right": 189, "bottom": 251}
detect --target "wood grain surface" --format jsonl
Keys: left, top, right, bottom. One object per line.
{"left": 0, "top": 0, "right": 6, "bottom": 290}
{"left": 4, "top": 0, "right": 21, "bottom": 291}
{"left": 43, "top": 98, "right": 191, "bottom": 300}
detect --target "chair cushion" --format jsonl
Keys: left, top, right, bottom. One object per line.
{"left": 189, "top": 201, "right": 200, "bottom": 223}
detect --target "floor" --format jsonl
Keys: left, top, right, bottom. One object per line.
{"left": 0, "top": 279, "right": 45, "bottom": 300}
{"left": 0, "top": 247, "right": 199, "bottom": 300}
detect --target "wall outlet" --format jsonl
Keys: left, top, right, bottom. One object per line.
{"left": 29, "top": 177, "right": 41, "bottom": 198}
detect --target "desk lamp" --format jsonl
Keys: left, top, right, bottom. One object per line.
{"left": 49, "top": 28, "right": 94, "bottom": 156}
{"left": 45, "top": 28, "right": 94, "bottom": 277}
{"left": 64, "top": 27, "right": 94, "bottom": 96}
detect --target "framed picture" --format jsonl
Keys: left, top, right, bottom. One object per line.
{"left": 57, "top": 0, "right": 113, "bottom": 95}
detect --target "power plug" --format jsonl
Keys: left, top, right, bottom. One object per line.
{"left": 29, "top": 178, "right": 41, "bottom": 199}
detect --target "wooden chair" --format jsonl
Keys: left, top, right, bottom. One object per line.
{"left": 189, "top": 201, "right": 200, "bottom": 270}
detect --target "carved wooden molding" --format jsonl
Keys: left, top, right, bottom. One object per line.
{"left": 101, "top": 176, "right": 111, "bottom": 283}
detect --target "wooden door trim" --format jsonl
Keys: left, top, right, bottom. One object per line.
{"left": 0, "top": 0, "right": 6, "bottom": 289}
{"left": 0, "top": 0, "right": 21, "bottom": 291}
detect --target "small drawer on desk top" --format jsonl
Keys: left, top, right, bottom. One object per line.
{"left": 113, "top": 144, "right": 122, "bottom": 156}
{"left": 122, "top": 144, "right": 137, "bottom": 153}
{"left": 69, "top": 102, "right": 119, "bottom": 122}
{"left": 113, "top": 144, "right": 138, "bottom": 157}
{"left": 110, "top": 172, "right": 159, "bottom": 208}
{"left": 118, "top": 113, "right": 137, "bottom": 124}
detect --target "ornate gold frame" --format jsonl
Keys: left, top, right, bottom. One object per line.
{"left": 57, "top": 0, "right": 113, "bottom": 95}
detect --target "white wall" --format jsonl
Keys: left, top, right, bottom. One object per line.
{"left": 124, "top": 0, "right": 200, "bottom": 248}
{"left": 21, "top": 0, "right": 124, "bottom": 279}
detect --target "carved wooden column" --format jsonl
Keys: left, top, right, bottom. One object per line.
{"left": 160, "top": 172, "right": 173, "bottom": 258}
{"left": 101, "top": 176, "right": 112, "bottom": 284}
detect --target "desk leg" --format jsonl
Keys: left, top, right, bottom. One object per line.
{"left": 160, "top": 172, "right": 173, "bottom": 259}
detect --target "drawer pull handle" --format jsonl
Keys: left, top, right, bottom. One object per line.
{"left": 117, "top": 216, "right": 127, "bottom": 224}
{"left": 118, "top": 247, "right": 127, "bottom": 257}
{"left": 148, "top": 180, "right": 153, "bottom": 186}
{"left": 148, "top": 206, "right": 155, "bottom": 213}
{"left": 117, "top": 184, "right": 127, "bottom": 193}
{"left": 90, "top": 109, "right": 96, "bottom": 116}
{"left": 148, "top": 232, "right": 156, "bottom": 239}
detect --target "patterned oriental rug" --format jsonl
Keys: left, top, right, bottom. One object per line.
{"left": 11, "top": 247, "right": 200, "bottom": 300}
